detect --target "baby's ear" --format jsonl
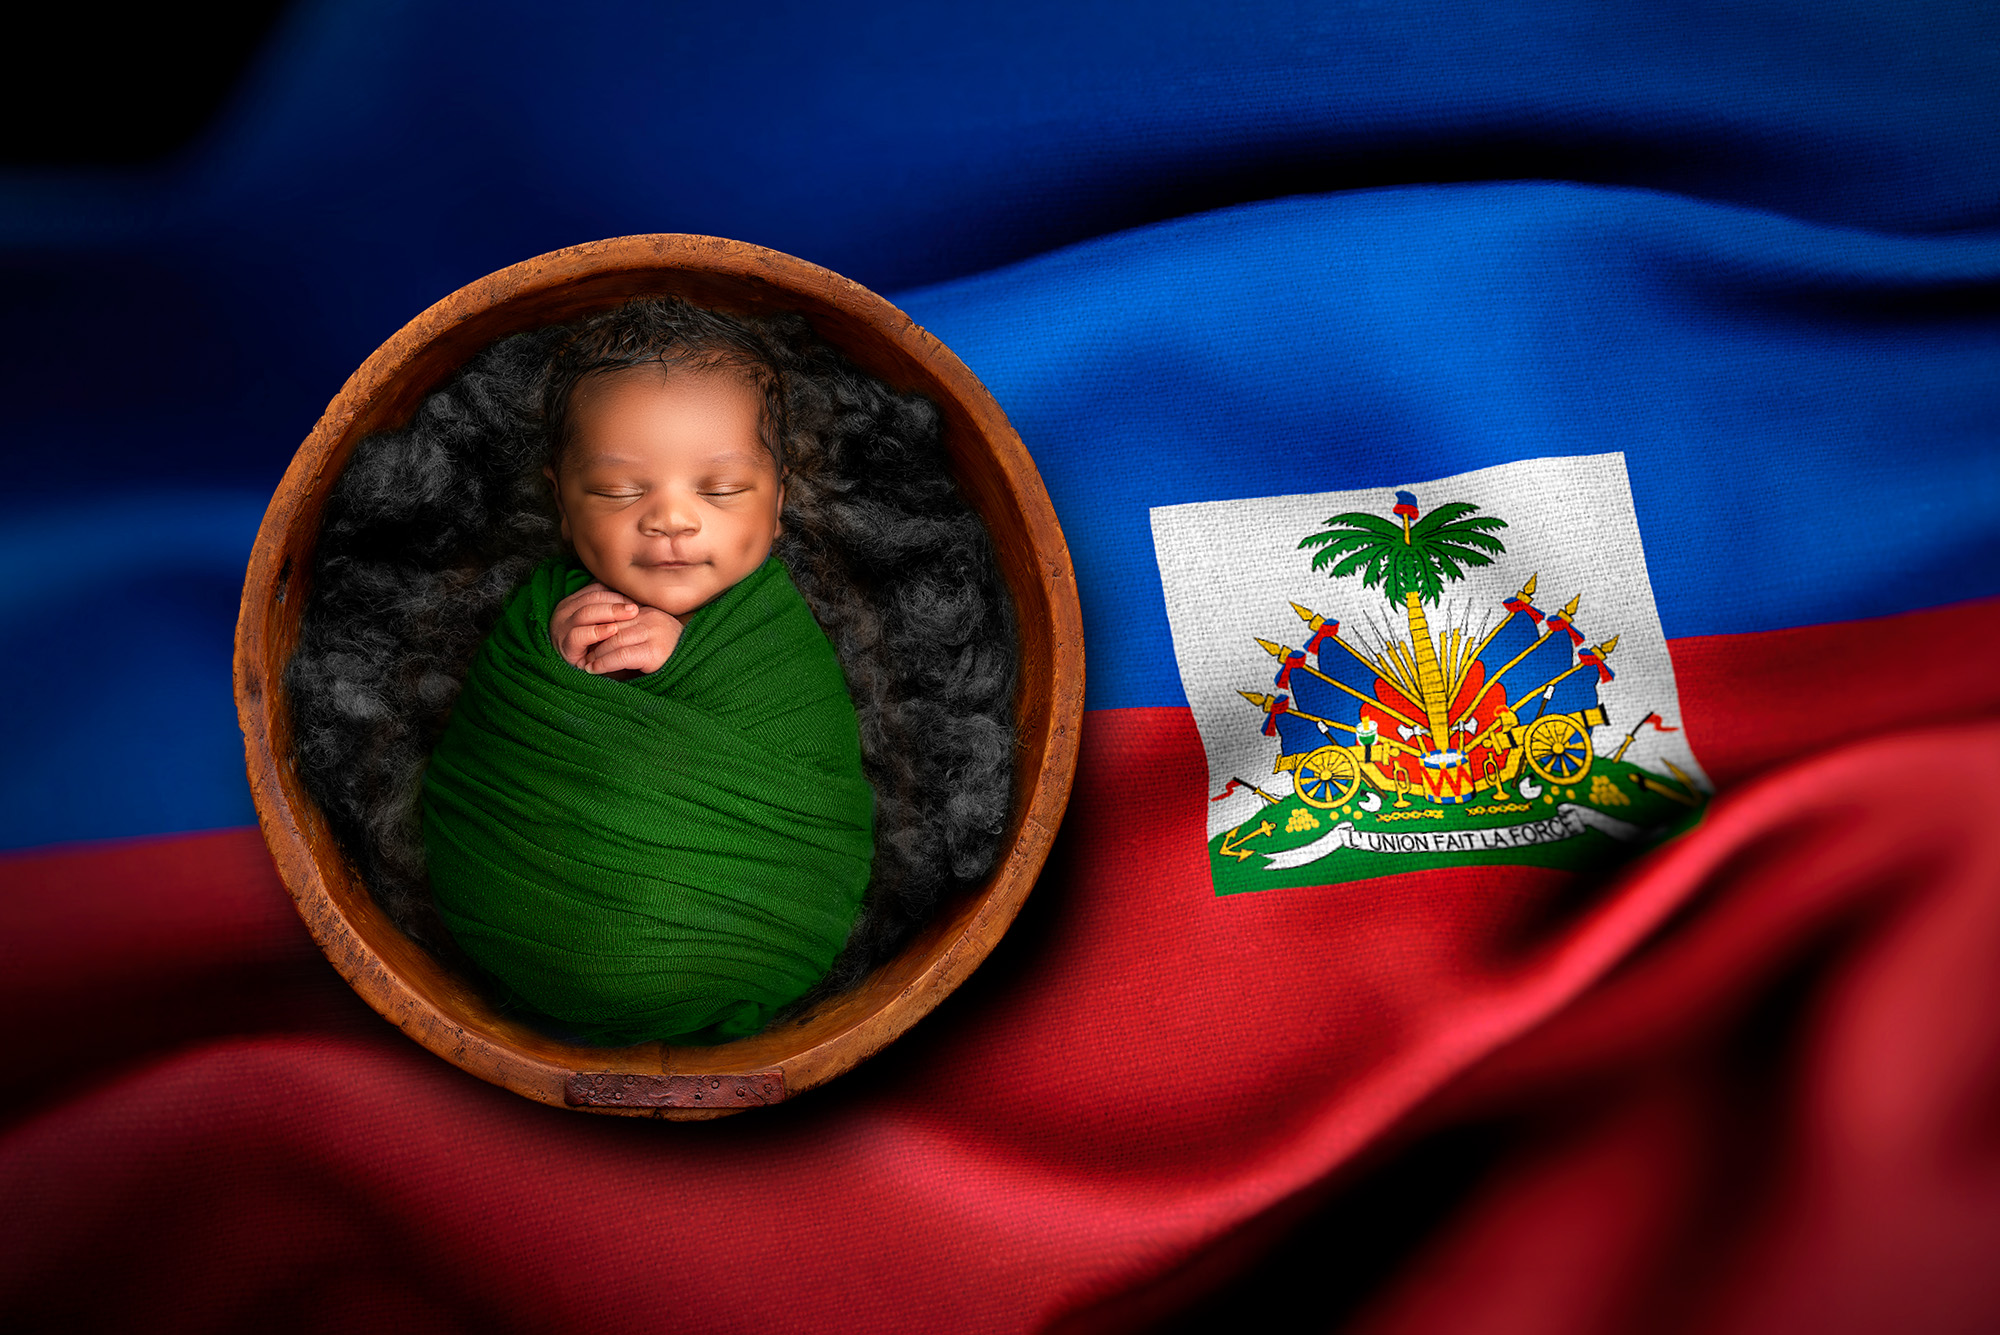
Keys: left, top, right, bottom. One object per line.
{"left": 544, "top": 466, "right": 571, "bottom": 542}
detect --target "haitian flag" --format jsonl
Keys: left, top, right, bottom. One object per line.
{"left": 4, "top": 2, "right": 2000, "bottom": 1331}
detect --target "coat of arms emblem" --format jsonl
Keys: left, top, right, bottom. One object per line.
{"left": 1152, "top": 453, "right": 1710, "bottom": 895}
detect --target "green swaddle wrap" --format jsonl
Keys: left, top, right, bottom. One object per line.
{"left": 420, "top": 556, "right": 874, "bottom": 1045}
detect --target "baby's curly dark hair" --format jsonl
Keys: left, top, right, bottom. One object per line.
{"left": 542, "top": 300, "right": 788, "bottom": 475}
{"left": 285, "top": 298, "right": 1018, "bottom": 1014}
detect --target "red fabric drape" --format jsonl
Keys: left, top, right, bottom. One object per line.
{"left": 4, "top": 602, "right": 1998, "bottom": 1331}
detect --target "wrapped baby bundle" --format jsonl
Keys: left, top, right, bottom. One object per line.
{"left": 421, "top": 556, "right": 875, "bottom": 1045}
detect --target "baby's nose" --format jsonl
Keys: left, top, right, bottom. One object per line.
{"left": 644, "top": 497, "right": 700, "bottom": 535}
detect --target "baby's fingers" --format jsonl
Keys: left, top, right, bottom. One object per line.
{"left": 570, "top": 600, "right": 641, "bottom": 627}
{"left": 583, "top": 641, "right": 667, "bottom": 676}
{"left": 561, "top": 620, "right": 627, "bottom": 659}
{"left": 558, "top": 589, "right": 640, "bottom": 621}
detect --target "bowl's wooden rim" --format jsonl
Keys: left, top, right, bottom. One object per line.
{"left": 233, "top": 234, "right": 1084, "bottom": 1117}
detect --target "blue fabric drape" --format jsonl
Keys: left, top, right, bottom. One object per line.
{"left": 2, "top": 0, "right": 1995, "bottom": 847}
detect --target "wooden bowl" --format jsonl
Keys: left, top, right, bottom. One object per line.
{"left": 234, "top": 235, "right": 1083, "bottom": 1117}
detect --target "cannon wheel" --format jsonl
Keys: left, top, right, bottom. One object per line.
{"left": 1295, "top": 746, "right": 1363, "bottom": 809}
{"left": 1524, "top": 715, "right": 1593, "bottom": 784}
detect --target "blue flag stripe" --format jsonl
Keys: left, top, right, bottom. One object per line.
{"left": 901, "top": 186, "right": 2000, "bottom": 711}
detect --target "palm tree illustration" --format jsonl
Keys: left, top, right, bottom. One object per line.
{"left": 1299, "top": 491, "right": 1507, "bottom": 754}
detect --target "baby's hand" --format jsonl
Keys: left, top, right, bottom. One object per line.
{"left": 550, "top": 583, "right": 641, "bottom": 669}
{"left": 550, "top": 583, "right": 683, "bottom": 678}
{"left": 583, "top": 604, "right": 683, "bottom": 678}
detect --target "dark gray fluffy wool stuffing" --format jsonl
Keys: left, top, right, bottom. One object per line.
{"left": 285, "top": 313, "right": 1016, "bottom": 1011}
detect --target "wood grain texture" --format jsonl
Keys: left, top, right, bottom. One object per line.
{"left": 565, "top": 1072, "right": 785, "bottom": 1109}
{"left": 234, "top": 235, "right": 1084, "bottom": 1118}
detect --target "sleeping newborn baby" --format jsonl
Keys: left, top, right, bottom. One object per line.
{"left": 420, "top": 302, "right": 874, "bottom": 1045}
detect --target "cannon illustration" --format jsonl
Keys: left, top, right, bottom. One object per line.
{"left": 1240, "top": 573, "right": 1617, "bottom": 809}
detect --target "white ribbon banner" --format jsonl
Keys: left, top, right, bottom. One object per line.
{"left": 1261, "top": 804, "right": 1645, "bottom": 870}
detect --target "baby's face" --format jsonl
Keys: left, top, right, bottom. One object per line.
{"left": 550, "top": 368, "right": 783, "bottom": 618}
